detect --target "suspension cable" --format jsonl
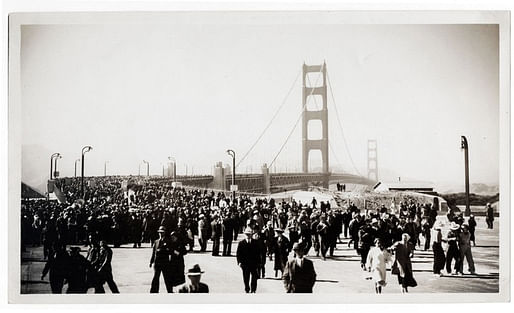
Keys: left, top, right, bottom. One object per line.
{"left": 236, "top": 68, "right": 302, "bottom": 169}
{"left": 269, "top": 65, "right": 323, "bottom": 168}
{"left": 326, "top": 70, "right": 363, "bottom": 176}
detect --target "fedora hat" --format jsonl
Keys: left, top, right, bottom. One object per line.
{"left": 157, "top": 225, "right": 166, "bottom": 233}
{"left": 292, "top": 242, "right": 304, "bottom": 251}
{"left": 275, "top": 228, "right": 284, "bottom": 233}
{"left": 186, "top": 264, "right": 204, "bottom": 276}
{"left": 243, "top": 227, "right": 254, "bottom": 235}
{"left": 449, "top": 222, "right": 460, "bottom": 231}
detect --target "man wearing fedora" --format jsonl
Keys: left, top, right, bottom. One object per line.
{"left": 149, "top": 225, "right": 174, "bottom": 293}
{"left": 236, "top": 227, "right": 261, "bottom": 293}
{"left": 445, "top": 222, "right": 461, "bottom": 275}
{"left": 282, "top": 242, "right": 317, "bottom": 293}
{"left": 178, "top": 264, "right": 209, "bottom": 293}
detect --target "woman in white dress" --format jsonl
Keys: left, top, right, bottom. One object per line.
{"left": 366, "top": 239, "right": 393, "bottom": 294}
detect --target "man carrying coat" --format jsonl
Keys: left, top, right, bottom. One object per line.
{"left": 236, "top": 227, "right": 261, "bottom": 293}
{"left": 282, "top": 242, "right": 317, "bottom": 293}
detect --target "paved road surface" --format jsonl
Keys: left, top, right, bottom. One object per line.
{"left": 21, "top": 216, "right": 499, "bottom": 294}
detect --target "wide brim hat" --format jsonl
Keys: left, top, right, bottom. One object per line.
{"left": 449, "top": 222, "right": 460, "bottom": 231}
{"left": 157, "top": 226, "right": 166, "bottom": 233}
{"left": 243, "top": 227, "right": 254, "bottom": 235}
{"left": 186, "top": 264, "right": 204, "bottom": 276}
{"left": 292, "top": 242, "right": 304, "bottom": 251}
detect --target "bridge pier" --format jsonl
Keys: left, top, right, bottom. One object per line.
{"left": 212, "top": 161, "right": 226, "bottom": 191}
{"left": 262, "top": 163, "right": 271, "bottom": 194}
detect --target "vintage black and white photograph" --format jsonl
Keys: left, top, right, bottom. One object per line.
{"left": 7, "top": 8, "right": 510, "bottom": 303}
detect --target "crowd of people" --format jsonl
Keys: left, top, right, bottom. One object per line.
{"left": 20, "top": 176, "right": 494, "bottom": 294}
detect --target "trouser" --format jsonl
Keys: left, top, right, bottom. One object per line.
{"left": 446, "top": 247, "right": 460, "bottom": 273}
{"left": 257, "top": 264, "right": 266, "bottom": 278}
{"left": 199, "top": 237, "right": 208, "bottom": 252}
{"left": 320, "top": 238, "right": 329, "bottom": 258}
{"left": 343, "top": 224, "right": 349, "bottom": 238}
{"left": 458, "top": 245, "right": 475, "bottom": 273}
{"left": 241, "top": 267, "right": 258, "bottom": 293}
{"left": 486, "top": 218, "right": 494, "bottom": 229}
{"left": 150, "top": 264, "right": 174, "bottom": 293}
{"left": 303, "top": 239, "right": 312, "bottom": 256}
{"left": 432, "top": 242, "right": 446, "bottom": 274}
{"left": 423, "top": 233, "right": 431, "bottom": 251}
{"left": 49, "top": 276, "right": 65, "bottom": 294}
{"left": 212, "top": 238, "right": 220, "bottom": 256}
{"left": 223, "top": 240, "right": 232, "bottom": 256}
{"left": 360, "top": 246, "right": 370, "bottom": 266}
{"left": 95, "top": 270, "right": 120, "bottom": 293}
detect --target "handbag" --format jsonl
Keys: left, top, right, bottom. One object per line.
{"left": 391, "top": 260, "right": 400, "bottom": 275}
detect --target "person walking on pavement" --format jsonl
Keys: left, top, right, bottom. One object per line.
{"left": 236, "top": 227, "right": 261, "bottom": 293}
{"left": 222, "top": 213, "right": 234, "bottom": 256}
{"left": 445, "top": 222, "right": 461, "bottom": 275}
{"left": 210, "top": 213, "right": 222, "bottom": 256}
{"left": 391, "top": 233, "right": 417, "bottom": 293}
{"left": 272, "top": 228, "right": 290, "bottom": 277}
{"left": 485, "top": 203, "right": 494, "bottom": 229}
{"left": 431, "top": 222, "right": 446, "bottom": 276}
{"left": 95, "top": 240, "right": 120, "bottom": 293}
{"left": 365, "top": 239, "right": 393, "bottom": 294}
{"left": 458, "top": 224, "right": 476, "bottom": 275}
{"left": 282, "top": 242, "right": 317, "bottom": 293}
{"left": 41, "top": 244, "right": 70, "bottom": 294}
{"left": 66, "top": 247, "right": 91, "bottom": 294}
{"left": 468, "top": 215, "right": 477, "bottom": 246}
{"left": 149, "top": 226, "right": 173, "bottom": 293}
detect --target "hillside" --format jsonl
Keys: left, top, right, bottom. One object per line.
{"left": 442, "top": 192, "right": 499, "bottom": 207}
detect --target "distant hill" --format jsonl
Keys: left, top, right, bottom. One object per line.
{"left": 442, "top": 192, "right": 499, "bottom": 207}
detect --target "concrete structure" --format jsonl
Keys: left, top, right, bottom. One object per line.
{"left": 302, "top": 62, "right": 329, "bottom": 188}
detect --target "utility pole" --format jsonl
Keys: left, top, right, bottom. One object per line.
{"left": 461, "top": 136, "right": 471, "bottom": 216}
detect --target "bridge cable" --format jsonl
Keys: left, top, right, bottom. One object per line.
{"left": 236, "top": 68, "right": 302, "bottom": 169}
{"left": 326, "top": 70, "right": 363, "bottom": 176}
{"left": 268, "top": 66, "right": 324, "bottom": 168}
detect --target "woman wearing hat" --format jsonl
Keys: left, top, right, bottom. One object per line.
{"left": 431, "top": 223, "right": 446, "bottom": 276}
{"left": 365, "top": 238, "right": 393, "bottom": 294}
{"left": 391, "top": 233, "right": 417, "bottom": 293}
{"left": 272, "top": 228, "right": 290, "bottom": 278}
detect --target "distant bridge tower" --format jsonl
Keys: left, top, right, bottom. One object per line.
{"left": 302, "top": 62, "right": 329, "bottom": 187}
{"left": 367, "top": 139, "right": 378, "bottom": 181}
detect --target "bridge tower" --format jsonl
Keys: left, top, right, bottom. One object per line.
{"left": 367, "top": 139, "right": 378, "bottom": 181}
{"left": 302, "top": 62, "right": 329, "bottom": 188}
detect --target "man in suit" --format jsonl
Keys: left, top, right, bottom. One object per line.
{"left": 282, "top": 242, "right": 317, "bottom": 293}
{"left": 149, "top": 226, "right": 173, "bottom": 293}
{"left": 211, "top": 213, "right": 222, "bottom": 256}
{"left": 222, "top": 213, "right": 234, "bottom": 256}
{"left": 236, "top": 227, "right": 261, "bottom": 293}
{"left": 178, "top": 264, "right": 209, "bottom": 293}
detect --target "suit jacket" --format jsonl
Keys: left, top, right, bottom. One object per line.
{"left": 150, "top": 237, "right": 171, "bottom": 265}
{"left": 236, "top": 239, "right": 261, "bottom": 269}
{"left": 282, "top": 258, "right": 316, "bottom": 293}
{"left": 178, "top": 282, "right": 209, "bottom": 293}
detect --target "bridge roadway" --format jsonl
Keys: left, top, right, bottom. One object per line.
{"left": 151, "top": 172, "right": 375, "bottom": 194}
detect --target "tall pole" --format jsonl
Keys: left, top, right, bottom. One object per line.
{"left": 461, "top": 136, "right": 470, "bottom": 216}
{"left": 227, "top": 149, "right": 236, "bottom": 201}
{"left": 168, "top": 156, "right": 176, "bottom": 182}
{"left": 81, "top": 146, "right": 92, "bottom": 198}
{"left": 143, "top": 160, "right": 149, "bottom": 177}
{"left": 50, "top": 153, "right": 60, "bottom": 180}
{"left": 54, "top": 155, "right": 61, "bottom": 178}
{"left": 104, "top": 161, "right": 109, "bottom": 177}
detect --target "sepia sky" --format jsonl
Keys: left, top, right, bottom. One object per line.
{"left": 20, "top": 17, "right": 499, "bottom": 192}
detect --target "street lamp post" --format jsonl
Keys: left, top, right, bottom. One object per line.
{"left": 104, "top": 161, "right": 109, "bottom": 177}
{"left": 53, "top": 154, "right": 62, "bottom": 178}
{"left": 50, "top": 153, "right": 60, "bottom": 180}
{"left": 168, "top": 156, "right": 176, "bottom": 182}
{"left": 74, "top": 159, "right": 80, "bottom": 178}
{"left": 143, "top": 160, "right": 149, "bottom": 177}
{"left": 461, "top": 136, "right": 471, "bottom": 216}
{"left": 226, "top": 149, "right": 236, "bottom": 201}
{"left": 81, "top": 146, "right": 92, "bottom": 198}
